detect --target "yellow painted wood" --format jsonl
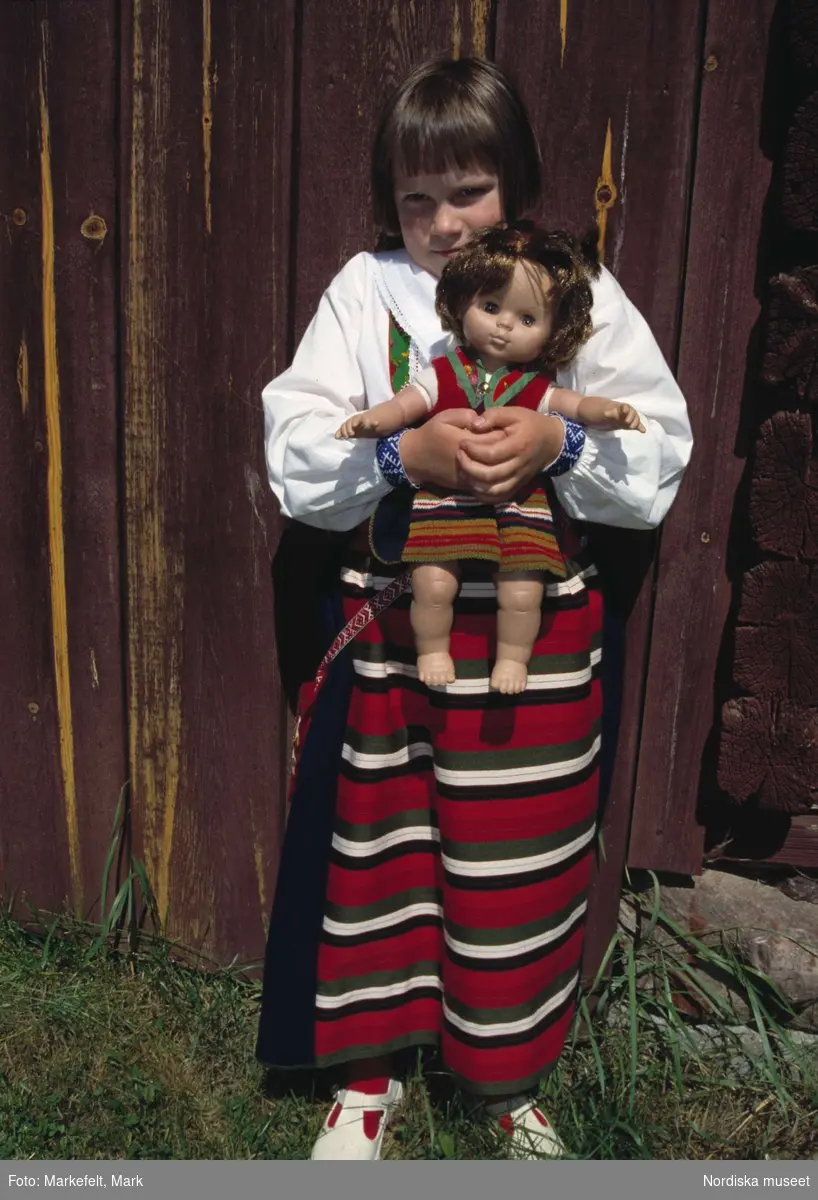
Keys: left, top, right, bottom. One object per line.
{"left": 560, "top": 0, "right": 567, "bottom": 66}
{"left": 126, "top": 0, "right": 185, "bottom": 927}
{"left": 39, "top": 28, "right": 83, "bottom": 914}
{"left": 595, "top": 118, "right": 618, "bottom": 262}
{"left": 471, "top": 0, "right": 490, "bottom": 57}
{"left": 253, "top": 838, "right": 268, "bottom": 925}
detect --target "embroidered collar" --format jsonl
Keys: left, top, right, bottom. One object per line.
{"left": 373, "top": 250, "right": 451, "bottom": 369}
{"left": 450, "top": 348, "right": 538, "bottom": 409}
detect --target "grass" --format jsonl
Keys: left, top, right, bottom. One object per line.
{"left": 1, "top": 876, "right": 816, "bottom": 1161}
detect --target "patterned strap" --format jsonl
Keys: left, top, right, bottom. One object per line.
{"left": 290, "top": 568, "right": 412, "bottom": 778}
{"left": 313, "top": 568, "right": 412, "bottom": 694}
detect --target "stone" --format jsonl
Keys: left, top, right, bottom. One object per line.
{"left": 620, "top": 868, "right": 818, "bottom": 1033}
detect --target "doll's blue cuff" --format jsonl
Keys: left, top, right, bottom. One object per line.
{"left": 543, "top": 415, "right": 586, "bottom": 477}
{"left": 376, "top": 430, "right": 418, "bottom": 489}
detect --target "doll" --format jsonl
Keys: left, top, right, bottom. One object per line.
{"left": 336, "top": 224, "right": 645, "bottom": 694}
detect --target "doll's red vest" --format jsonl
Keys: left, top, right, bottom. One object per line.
{"left": 428, "top": 347, "right": 552, "bottom": 416}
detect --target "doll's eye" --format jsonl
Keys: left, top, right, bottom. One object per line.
{"left": 521, "top": 314, "right": 536, "bottom": 327}
{"left": 482, "top": 301, "right": 499, "bottom": 314}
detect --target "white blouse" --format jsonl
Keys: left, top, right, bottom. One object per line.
{"left": 262, "top": 249, "right": 692, "bottom": 532}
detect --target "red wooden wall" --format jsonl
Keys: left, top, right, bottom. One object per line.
{"left": 0, "top": 0, "right": 800, "bottom": 969}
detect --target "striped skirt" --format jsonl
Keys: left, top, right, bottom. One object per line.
{"left": 312, "top": 548, "right": 603, "bottom": 1097}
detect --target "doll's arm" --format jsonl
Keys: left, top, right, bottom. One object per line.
{"left": 547, "top": 386, "right": 646, "bottom": 432}
{"left": 336, "top": 385, "right": 431, "bottom": 439}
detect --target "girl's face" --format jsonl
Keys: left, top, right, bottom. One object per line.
{"left": 462, "top": 260, "right": 554, "bottom": 369}
{"left": 393, "top": 166, "right": 503, "bottom": 277}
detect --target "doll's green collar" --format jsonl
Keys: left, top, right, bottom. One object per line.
{"left": 448, "top": 351, "right": 537, "bottom": 409}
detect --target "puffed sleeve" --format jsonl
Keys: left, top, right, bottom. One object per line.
{"left": 262, "top": 253, "right": 393, "bottom": 531}
{"left": 553, "top": 266, "right": 693, "bottom": 529}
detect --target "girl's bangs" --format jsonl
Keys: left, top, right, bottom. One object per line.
{"left": 392, "top": 110, "right": 502, "bottom": 181}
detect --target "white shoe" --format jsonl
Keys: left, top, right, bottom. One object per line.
{"left": 494, "top": 1098, "right": 566, "bottom": 1159}
{"left": 310, "top": 1080, "right": 404, "bottom": 1160}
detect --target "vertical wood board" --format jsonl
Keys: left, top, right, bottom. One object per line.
{"left": 120, "top": 0, "right": 293, "bottom": 962}
{"left": 0, "top": 1, "right": 124, "bottom": 920}
{"left": 629, "top": 0, "right": 778, "bottom": 872}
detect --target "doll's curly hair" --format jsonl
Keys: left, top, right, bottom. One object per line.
{"left": 435, "top": 222, "right": 601, "bottom": 372}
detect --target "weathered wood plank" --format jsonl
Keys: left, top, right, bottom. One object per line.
{"left": 733, "top": 561, "right": 818, "bottom": 704}
{"left": 495, "top": 0, "right": 705, "bottom": 974}
{"left": 120, "top": 0, "right": 294, "bottom": 962}
{"left": 707, "top": 813, "right": 818, "bottom": 869}
{"left": 0, "top": 1, "right": 124, "bottom": 921}
{"left": 718, "top": 696, "right": 818, "bottom": 813}
{"left": 629, "top": 0, "right": 779, "bottom": 873}
{"left": 749, "top": 411, "right": 818, "bottom": 560}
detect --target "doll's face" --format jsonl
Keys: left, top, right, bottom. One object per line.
{"left": 462, "top": 260, "right": 554, "bottom": 367}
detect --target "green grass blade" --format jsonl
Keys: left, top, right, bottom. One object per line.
{"left": 100, "top": 782, "right": 129, "bottom": 921}
{"left": 626, "top": 937, "right": 638, "bottom": 1116}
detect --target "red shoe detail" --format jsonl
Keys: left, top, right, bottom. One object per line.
{"left": 532, "top": 1108, "right": 549, "bottom": 1127}
{"left": 327, "top": 1102, "right": 343, "bottom": 1129}
{"left": 363, "top": 1110, "right": 384, "bottom": 1141}
{"left": 498, "top": 1114, "right": 514, "bottom": 1136}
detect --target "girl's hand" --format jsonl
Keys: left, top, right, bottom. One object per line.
{"left": 399, "top": 408, "right": 506, "bottom": 490}
{"left": 456, "top": 408, "right": 566, "bottom": 502}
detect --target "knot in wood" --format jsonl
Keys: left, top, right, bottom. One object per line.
{"left": 12, "top": 208, "right": 27, "bottom": 227}
{"left": 595, "top": 182, "right": 616, "bottom": 209}
{"left": 704, "top": 54, "right": 719, "bottom": 72}
{"left": 81, "top": 214, "right": 108, "bottom": 241}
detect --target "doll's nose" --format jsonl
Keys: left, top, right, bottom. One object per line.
{"left": 497, "top": 313, "right": 512, "bottom": 330}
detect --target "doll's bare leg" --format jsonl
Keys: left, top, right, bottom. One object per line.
{"left": 410, "top": 562, "right": 461, "bottom": 686}
{"left": 490, "top": 572, "right": 545, "bottom": 694}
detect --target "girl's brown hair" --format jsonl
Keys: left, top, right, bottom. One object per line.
{"left": 435, "top": 223, "right": 601, "bottom": 371}
{"left": 371, "top": 57, "right": 541, "bottom": 234}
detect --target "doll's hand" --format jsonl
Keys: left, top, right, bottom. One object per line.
{"left": 576, "top": 395, "right": 647, "bottom": 433}
{"left": 457, "top": 408, "right": 565, "bottom": 502}
{"left": 336, "top": 412, "right": 382, "bottom": 439}
{"left": 399, "top": 408, "right": 506, "bottom": 490}
{"left": 611, "top": 402, "right": 646, "bottom": 433}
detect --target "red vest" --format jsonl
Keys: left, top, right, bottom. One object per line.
{"left": 430, "top": 347, "right": 552, "bottom": 416}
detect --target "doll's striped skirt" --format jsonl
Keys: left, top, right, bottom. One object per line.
{"left": 312, "top": 548, "right": 603, "bottom": 1097}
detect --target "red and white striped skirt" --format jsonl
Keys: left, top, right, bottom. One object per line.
{"left": 311, "top": 547, "right": 603, "bottom": 1097}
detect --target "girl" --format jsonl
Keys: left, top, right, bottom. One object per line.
{"left": 257, "top": 56, "right": 692, "bottom": 1161}
{"left": 335, "top": 224, "right": 645, "bottom": 694}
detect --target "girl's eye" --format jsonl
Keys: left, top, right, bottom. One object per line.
{"left": 459, "top": 187, "right": 488, "bottom": 198}
{"left": 401, "top": 193, "right": 430, "bottom": 204}
{"left": 482, "top": 301, "right": 499, "bottom": 314}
